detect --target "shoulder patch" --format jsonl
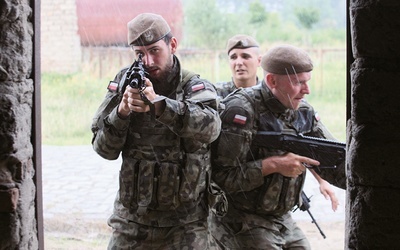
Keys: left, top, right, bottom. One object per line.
{"left": 314, "top": 112, "right": 320, "bottom": 121}
{"left": 107, "top": 81, "right": 119, "bottom": 92}
{"left": 221, "top": 106, "right": 251, "bottom": 127}
{"left": 191, "top": 83, "right": 205, "bottom": 92}
{"left": 233, "top": 114, "right": 247, "bottom": 125}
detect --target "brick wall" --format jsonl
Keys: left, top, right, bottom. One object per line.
{"left": 41, "top": 0, "right": 81, "bottom": 74}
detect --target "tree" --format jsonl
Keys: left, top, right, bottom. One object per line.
{"left": 294, "top": 6, "right": 320, "bottom": 46}
{"left": 294, "top": 7, "right": 320, "bottom": 30}
{"left": 249, "top": 0, "right": 267, "bottom": 25}
{"left": 183, "top": 0, "right": 234, "bottom": 49}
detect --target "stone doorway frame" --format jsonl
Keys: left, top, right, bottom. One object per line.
{"left": 31, "top": 0, "right": 352, "bottom": 249}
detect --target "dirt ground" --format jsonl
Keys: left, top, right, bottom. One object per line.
{"left": 297, "top": 220, "right": 345, "bottom": 250}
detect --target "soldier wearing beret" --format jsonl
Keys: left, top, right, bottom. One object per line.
{"left": 210, "top": 44, "right": 346, "bottom": 249}
{"left": 214, "top": 34, "right": 262, "bottom": 99}
{"left": 91, "top": 13, "right": 222, "bottom": 249}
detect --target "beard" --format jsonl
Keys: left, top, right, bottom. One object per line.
{"left": 148, "top": 59, "right": 177, "bottom": 96}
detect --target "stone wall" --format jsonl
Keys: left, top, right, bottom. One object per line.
{"left": 41, "top": 0, "right": 81, "bottom": 74}
{"left": 3, "top": 0, "right": 400, "bottom": 249}
{"left": 347, "top": 0, "right": 400, "bottom": 249}
{"left": 0, "top": 0, "right": 39, "bottom": 249}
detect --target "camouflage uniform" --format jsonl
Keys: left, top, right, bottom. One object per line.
{"left": 91, "top": 55, "right": 221, "bottom": 249}
{"left": 214, "top": 78, "right": 261, "bottom": 100}
{"left": 214, "top": 81, "right": 237, "bottom": 99}
{"left": 211, "top": 82, "right": 344, "bottom": 249}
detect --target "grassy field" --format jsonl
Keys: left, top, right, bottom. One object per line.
{"left": 41, "top": 49, "right": 346, "bottom": 145}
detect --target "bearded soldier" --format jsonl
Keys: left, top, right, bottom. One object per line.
{"left": 91, "top": 13, "right": 222, "bottom": 249}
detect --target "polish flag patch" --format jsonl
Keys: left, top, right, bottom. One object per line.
{"left": 107, "top": 81, "right": 119, "bottom": 92}
{"left": 233, "top": 114, "right": 247, "bottom": 125}
{"left": 314, "top": 112, "right": 320, "bottom": 121}
{"left": 192, "top": 83, "right": 205, "bottom": 92}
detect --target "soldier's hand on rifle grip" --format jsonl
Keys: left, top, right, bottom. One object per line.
{"left": 261, "top": 153, "right": 320, "bottom": 178}
{"left": 118, "top": 88, "right": 132, "bottom": 119}
{"left": 123, "top": 80, "right": 156, "bottom": 113}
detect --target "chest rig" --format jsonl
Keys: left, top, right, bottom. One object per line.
{"left": 118, "top": 69, "right": 211, "bottom": 215}
{"left": 240, "top": 85, "right": 315, "bottom": 216}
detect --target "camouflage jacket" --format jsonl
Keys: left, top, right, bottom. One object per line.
{"left": 214, "top": 78, "right": 261, "bottom": 99}
{"left": 212, "top": 81, "right": 345, "bottom": 220}
{"left": 91, "top": 56, "right": 221, "bottom": 227}
{"left": 214, "top": 81, "right": 237, "bottom": 99}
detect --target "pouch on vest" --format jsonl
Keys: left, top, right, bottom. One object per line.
{"left": 207, "top": 175, "right": 228, "bottom": 217}
{"left": 257, "top": 174, "right": 305, "bottom": 215}
{"left": 119, "top": 158, "right": 139, "bottom": 210}
{"left": 156, "top": 162, "right": 180, "bottom": 210}
{"left": 179, "top": 152, "right": 208, "bottom": 204}
{"left": 137, "top": 160, "right": 155, "bottom": 215}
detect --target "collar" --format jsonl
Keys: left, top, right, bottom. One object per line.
{"left": 259, "top": 81, "right": 288, "bottom": 114}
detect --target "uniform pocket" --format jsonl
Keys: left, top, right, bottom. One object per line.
{"left": 258, "top": 175, "right": 302, "bottom": 215}
{"left": 179, "top": 152, "right": 208, "bottom": 203}
{"left": 256, "top": 174, "right": 282, "bottom": 213}
{"left": 156, "top": 162, "right": 180, "bottom": 210}
{"left": 119, "top": 159, "right": 139, "bottom": 209}
{"left": 137, "top": 160, "right": 155, "bottom": 214}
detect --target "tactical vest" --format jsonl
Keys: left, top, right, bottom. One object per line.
{"left": 221, "top": 84, "right": 315, "bottom": 216}
{"left": 118, "top": 69, "right": 217, "bottom": 216}
{"left": 92, "top": 67, "right": 214, "bottom": 216}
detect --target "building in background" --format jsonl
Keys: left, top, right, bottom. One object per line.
{"left": 41, "top": 0, "right": 183, "bottom": 74}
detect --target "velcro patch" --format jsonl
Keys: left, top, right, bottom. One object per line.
{"left": 233, "top": 114, "right": 247, "bottom": 125}
{"left": 107, "top": 81, "right": 118, "bottom": 92}
{"left": 191, "top": 83, "right": 205, "bottom": 92}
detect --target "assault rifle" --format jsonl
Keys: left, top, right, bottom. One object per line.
{"left": 124, "top": 54, "right": 151, "bottom": 105}
{"left": 126, "top": 53, "right": 146, "bottom": 90}
{"left": 294, "top": 191, "right": 326, "bottom": 239}
{"left": 252, "top": 131, "right": 346, "bottom": 169}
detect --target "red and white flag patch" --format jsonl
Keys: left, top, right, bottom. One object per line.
{"left": 192, "top": 83, "right": 205, "bottom": 92}
{"left": 233, "top": 114, "right": 247, "bottom": 125}
{"left": 107, "top": 81, "right": 118, "bottom": 92}
{"left": 314, "top": 112, "right": 320, "bottom": 121}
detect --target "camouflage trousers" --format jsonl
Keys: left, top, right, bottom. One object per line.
{"left": 209, "top": 213, "right": 311, "bottom": 250}
{"left": 107, "top": 213, "right": 219, "bottom": 250}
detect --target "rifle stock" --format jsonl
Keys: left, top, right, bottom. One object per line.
{"left": 252, "top": 131, "right": 346, "bottom": 169}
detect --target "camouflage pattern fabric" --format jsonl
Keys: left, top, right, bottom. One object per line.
{"left": 210, "top": 210, "right": 310, "bottom": 249}
{"left": 214, "top": 81, "right": 237, "bottom": 100}
{"left": 211, "top": 81, "right": 344, "bottom": 249}
{"left": 108, "top": 214, "right": 218, "bottom": 250}
{"left": 91, "top": 56, "right": 222, "bottom": 247}
{"left": 214, "top": 78, "right": 262, "bottom": 100}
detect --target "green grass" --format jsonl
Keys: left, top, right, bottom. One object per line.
{"left": 41, "top": 49, "right": 347, "bottom": 145}
{"left": 41, "top": 72, "right": 109, "bottom": 145}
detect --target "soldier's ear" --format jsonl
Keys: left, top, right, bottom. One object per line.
{"left": 170, "top": 37, "right": 178, "bottom": 54}
{"left": 266, "top": 74, "right": 276, "bottom": 89}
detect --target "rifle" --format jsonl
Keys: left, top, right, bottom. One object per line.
{"left": 252, "top": 131, "right": 346, "bottom": 169}
{"left": 123, "top": 54, "right": 157, "bottom": 118}
{"left": 294, "top": 191, "right": 327, "bottom": 239}
{"left": 124, "top": 54, "right": 151, "bottom": 105}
